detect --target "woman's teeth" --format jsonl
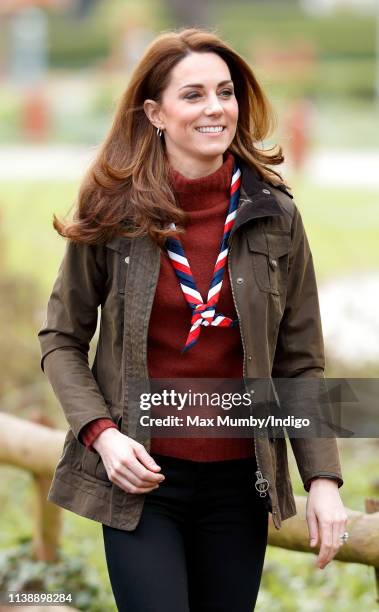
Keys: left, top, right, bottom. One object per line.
{"left": 196, "top": 126, "right": 225, "bottom": 133}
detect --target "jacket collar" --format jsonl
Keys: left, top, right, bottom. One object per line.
{"left": 229, "top": 154, "right": 292, "bottom": 240}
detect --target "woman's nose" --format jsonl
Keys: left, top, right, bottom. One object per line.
{"left": 204, "top": 95, "right": 223, "bottom": 114}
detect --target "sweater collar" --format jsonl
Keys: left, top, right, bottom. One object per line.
{"left": 168, "top": 151, "right": 235, "bottom": 203}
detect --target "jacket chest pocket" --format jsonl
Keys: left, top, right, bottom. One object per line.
{"left": 247, "top": 229, "right": 291, "bottom": 295}
{"left": 105, "top": 235, "right": 132, "bottom": 295}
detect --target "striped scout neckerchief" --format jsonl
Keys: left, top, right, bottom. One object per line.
{"left": 165, "top": 163, "right": 242, "bottom": 353}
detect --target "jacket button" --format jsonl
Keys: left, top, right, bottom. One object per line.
{"left": 269, "top": 258, "right": 277, "bottom": 269}
{"left": 124, "top": 256, "right": 129, "bottom": 264}
{"left": 262, "top": 188, "right": 271, "bottom": 195}
{"left": 236, "top": 277, "right": 244, "bottom": 284}
{"left": 248, "top": 355, "right": 252, "bottom": 361}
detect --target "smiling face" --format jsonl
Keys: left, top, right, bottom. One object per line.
{"left": 143, "top": 51, "right": 239, "bottom": 177}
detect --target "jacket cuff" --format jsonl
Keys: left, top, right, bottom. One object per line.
{"left": 80, "top": 418, "right": 118, "bottom": 452}
{"left": 304, "top": 473, "right": 344, "bottom": 492}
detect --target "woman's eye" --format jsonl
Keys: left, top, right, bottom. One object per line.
{"left": 184, "top": 89, "right": 234, "bottom": 100}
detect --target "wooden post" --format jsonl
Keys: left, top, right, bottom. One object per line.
{"left": 28, "top": 411, "right": 62, "bottom": 563}
{"left": 365, "top": 498, "right": 379, "bottom": 603}
{"left": 31, "top": 472, "right": 62, "bottom": 563}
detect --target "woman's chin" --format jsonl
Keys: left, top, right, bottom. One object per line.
{"left": 192, "top": 144, "right": 228, "bottom": 158}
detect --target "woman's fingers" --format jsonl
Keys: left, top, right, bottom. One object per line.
{"left": 317, "top": 515, "right": 348, "bottom": 568}
{"left": 107, "top": 451, "right": 165, "bottom": 492}
{"left": 122, "top": 464, "right": 165, "bottom": 489}
{"left": 333, "top": 519, "right": 343, "bottom": 552}
{"left": 316, "top": 520, "right": 333, "bottom": 568}
{"left": 126, "top": 454, "right": 166, "bottom": 486}
{"left": 307, "top": 510, "right": 319, "bottom": 548}
{"left": 114, "top": 474, "right": 159, "bottom": 494}
{"left": 335, "top": 513, "right": 349, "bottom": 551}
{"left": 133, "top": 442, "right": 163, "bottom": 472}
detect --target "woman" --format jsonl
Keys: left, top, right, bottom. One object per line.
{"left": 38, "top": 27, "right": 348, "bottom": 612}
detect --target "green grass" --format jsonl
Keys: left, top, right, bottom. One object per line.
{"left": 0, "top": 181, "right": 77, "bottom": 295}
{"left": 288, "top": 177, "right": 379, "bottom": 281}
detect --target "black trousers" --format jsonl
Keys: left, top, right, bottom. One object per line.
{"left": 102, "top": 453, "right": 269, "bottom": 612}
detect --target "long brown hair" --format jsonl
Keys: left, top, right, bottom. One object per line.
{"left": 53, "top": 27, "right": 287, "bottom": 247}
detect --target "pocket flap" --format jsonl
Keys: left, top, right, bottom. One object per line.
{"left": 247, "top": 230, "right": 269, "bottom": 255}
{"left": 266, "top": 233, "right": 291, "bottom": 258}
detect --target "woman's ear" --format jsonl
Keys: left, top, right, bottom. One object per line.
{"left": 143, "top": 99, "right": 163, "bottom": 130}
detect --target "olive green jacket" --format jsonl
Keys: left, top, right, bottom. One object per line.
{"left": 38, "top": 156, "right": 343, "bottom": 531}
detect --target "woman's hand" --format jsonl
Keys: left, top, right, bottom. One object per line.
{"left": 92, "top": 428, "right": 165, "bottom": 493}
{"left": 306, "top": 478, "right": 348, "bottom": 569}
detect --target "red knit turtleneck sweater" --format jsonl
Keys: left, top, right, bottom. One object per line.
{"left": 81, "top": 151, "right": 254, "bottom": 461}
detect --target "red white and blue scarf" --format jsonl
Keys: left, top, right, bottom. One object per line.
{"left": 165, "top": 163, "right": 241, "bottom": 353}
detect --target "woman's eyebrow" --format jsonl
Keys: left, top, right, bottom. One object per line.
{"left": 178, "top": 79, "right": 233, "bottom": 91}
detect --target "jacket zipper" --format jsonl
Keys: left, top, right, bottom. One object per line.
{"left": 227, "top": 237, "right": 269, "bottom": 499}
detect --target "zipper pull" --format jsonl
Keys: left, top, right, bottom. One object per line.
{"left": 254, "top": 470, "right": 269, "bottom": 497}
